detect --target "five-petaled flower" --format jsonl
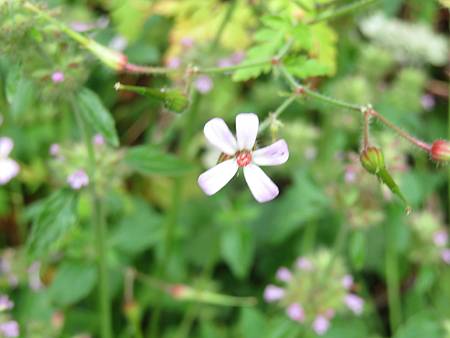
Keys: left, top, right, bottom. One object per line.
{"left": 198, "top": 113, "right": 289, "bottom": 203}
{"left": 0, "top": 137, "right": 20, "bottom": 185}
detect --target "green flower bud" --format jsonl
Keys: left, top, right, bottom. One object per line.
{"left": 360, "top": 147, "right": 385, "bottom": 174}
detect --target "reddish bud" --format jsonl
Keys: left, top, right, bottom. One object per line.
{"left": 169, "top": 284, "right": 189, "bottom": 298}
{"left": 430, "top": 140, "right": 450, "bottom": 162}
{"left": 360, "top": 147, "right": 384, "bottom": 175}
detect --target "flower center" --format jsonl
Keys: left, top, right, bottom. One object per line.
{"left": 236, "top": 150, "right": 252, "bottom": 167}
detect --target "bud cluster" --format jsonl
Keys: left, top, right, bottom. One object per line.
{"left": 263, "top": 250, "right": 365, "bottom": 336}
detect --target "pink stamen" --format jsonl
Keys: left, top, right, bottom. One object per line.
{"left": 236, "top": 150, "right": 252, "bottom": 167}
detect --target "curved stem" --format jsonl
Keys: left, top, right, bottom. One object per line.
{"left": 259, "top": 95, "right": 296, "bottom": 132}
{"left": 72, "top": 99, "right": 112, "bottom": 338}
{"left": 211, "top": 0, "right": 237, "bottom": 51}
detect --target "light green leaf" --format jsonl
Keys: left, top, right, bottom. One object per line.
{"left": 76, "top": 87, "right": 119, "bottom": 146}
{"left": 124, "top": 145, "right": 195, "bottom": 176}
{"left": 221, "top": 225, "right": 255, "bottom": 279}
{"left": 349, "top": 231, "right": 366, "bottom": 270}
{"left": 49, "top": 260, "right": 97, "bottom": 306}
{"left": 393, "top": 311, "right": 444, "bottom": 338}
{"left": 26, "top": 189, "right": 78, "bottom": 259}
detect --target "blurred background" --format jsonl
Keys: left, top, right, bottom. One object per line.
{"left": 0, "top": 0, "right": 449, "bottom": 337}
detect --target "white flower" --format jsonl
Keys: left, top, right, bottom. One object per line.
{"left": 198, "top": 113, "right": 289, "bottom": 203}
{"left": 0, "top": 137, "right": 20, "bottom": 185}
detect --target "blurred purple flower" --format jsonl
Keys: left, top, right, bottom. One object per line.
{"left": 0, "top": 321, "right": 19, "bottom": 337}
{"left": 344, "top": 294, "right": 364, "bottom": 315}
{"left": 49, "top": 143, "right": 61, "bottom": 157}
{"left": 286, "top": 303, "right": 305, "bottom": 322}
{"left": 93, "top": 134, "right": 105, "bottom": 146}
{"left": 217, "top": 58, "right": 233, "bottom": 68}
{"left": 166, "top": 57, "right": 181, "bottom": 69}
{"left": 263, "top": 285, "right": 285, "bottom": 302}
{"left": 296, "top": 257, "right": 313, "bottom": 271}
{"left": 344, "top": 166, "right": 357, "bottom": 183}
{"left": 180, "top": 37, "right": 194, "bottom": 49}
{"left": 230, "top": 51, "right": 245, "bottom": 64}
{"left": 441, "top": 249, "right": 450, "bottom": 264}
{"left": 0, "top": 295, "right": 13, "bottom": 311}
{"left": 195, "top": 75, "right": 213, "bottom": 94}
{"left": 433, "top": 230, "right": 448, "bottom": 247}
{"left": 276, "top": 267, "right": 292, "bottom": 282}
{"left": 51, "top": 71, "right": 65, "bottom": 84}
{"left": 28, "top": 261, "right": 43, "bottom": 291}
{"left": 341, "top": 274, "right": 354, "bottom": 289}
{"left": 0, "top": 137, "right": 20, "bottom": 185}
{"left": 312, "top": 315, "right": 330, "bottom": 336}
{"left": 421, "top": 94, "right": 435, "bottom": 111}
{"left": 67, "top": 170, "right": 89, "bottom": 190}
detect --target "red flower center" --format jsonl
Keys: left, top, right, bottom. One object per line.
{"left": 236, "top": 150, "right": 252, "bottom": 167}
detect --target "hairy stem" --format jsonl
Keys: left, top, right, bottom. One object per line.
{"left": 259, "top": 95, "right": 296, "bottom": 132}
{"left": 72, "top": 99, "right": 112, "bottom": 338}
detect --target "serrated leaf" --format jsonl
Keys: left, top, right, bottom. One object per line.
{"left": 75, "top": 87, "right": 119, "bottom": 146}
{"left": 124, "top": 145, "right": 195, "bottom": 176}
{"left": 285, "top": 56, "right": 330, "bottom": 78}
{"left": 49, "top": 260, "right": 97, "bottom": 306}
{"left": 26, "top": 190, "right": 78, "bottom": 259}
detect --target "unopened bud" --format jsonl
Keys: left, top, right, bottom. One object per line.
{"left": 430, "top": 140, "right": 450, "bottom": 162}
{"left": 360, "top": 147, "right": 384, "bottom": 174}
{"left": 169, "top": 284, "right": 191, "bottom": 299}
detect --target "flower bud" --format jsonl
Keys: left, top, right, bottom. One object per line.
{"left": 360, "top": 147, "right": 384, "bottom": 174}
{"left": 430, "top": 140, "right": 450, "bottom": 162}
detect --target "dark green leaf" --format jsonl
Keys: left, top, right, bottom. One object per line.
{"left": 76, "top": 87, "right": 119, "bottom": 146}
{"left": 26, "top": 189, "right": 78, "bottom": 259}
{"left": 49, "top": 260, "right": 97, "bottom": 306}
{"left": 124, "top": 145, "right": 195, "bottom": 176}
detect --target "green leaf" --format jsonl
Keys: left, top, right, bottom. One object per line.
{"left": 221, "top": 225, "right": 255, "bottom": 279}
{"left": 115, "top": 83, "right": 189, "bottom": 113}
{"left": 75, "top": 87, "right": 119, "bottom": 146}
{"left": 49, "top": 260, "right": 97, "bottom": 306}
{"left": 6, "top": 66, "right": 35, "bottom": 119}
{"left": 26, "top": 189, "right": 78, "bottom": 259}
{"left": 393, "top": 311, "right": 444, "bottom": 338}
{"left": 238, "top": 308, "right": 268, "bottom": 338}
{"left": 349, "top": 231, "right": 366, "bottom": 270}
{"left": 285, "top": 56, "right": 330, "bottom": 78}
{"left": 110, "top": 198, "right": 163, "bottom": 255}
{"left": 124, "top": 145, "right": 195, "bottom": 176}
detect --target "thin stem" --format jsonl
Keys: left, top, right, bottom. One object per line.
{"left": 368, "top": 109, "right": 431, "bottom": 152}
{"left": 211, "top": 0, "right": 237, "bottom": 51}
{"left": 363, "top": 110, "right": 370, "bottom": 149}
{"left": 259, "top": 95, "right": 296, "bottom": 132}
{"left": 72, "top": 99, "right": 112, "bottom": 338}
{"left": 308, "top": 0, "right": 379, "bottom": 25}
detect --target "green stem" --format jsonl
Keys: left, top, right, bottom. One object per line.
{"left": 385, "top": 222, "right": 402, "bottom": 332}
{"left": 324, "top": 220, "right": 349, "bottom": 277}
{"left": 211, "top": 0, "right": 237, "bottom": 51}
{"left": 308, "top": 0, "right": 379, "bottom": 24}
{"left": 72, "top": 99, "right": 112, "bottom": 338}
{"left": 259, "top": 95, "right": 296, "bottom": 132}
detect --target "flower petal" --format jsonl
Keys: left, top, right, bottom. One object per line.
{"left": 252, "top": 139, "right": 289, "bottom": 166}
{"left": 203, "top": 118, "right": 237, "bottom": 155}
{"left": 243, "top": 164, "right": 279, "bottom": 203}
{"left": 0, "top": 158, "right": 20, "bottom": 185}
{"left": 236, "top": 113, "right": 259, "bottom": 150}
{"left": 0, "top": 137, "right": 14, "bottom": 158}
{"left": 198, "top": 159, "right": 238, "bottom": 196}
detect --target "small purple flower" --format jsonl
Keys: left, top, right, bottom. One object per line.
{"left": 198, "top": 114, "right": 289, "bottom": 202}
{"left": 312, "top": 315, "right": 330, "bottom": 336}
{"left": 49, "top": 143, "right": 60, "bottom": 157}
{"left": 230, "top": 51, "right": 245, "bottom": 64}
{"left": 67, "top": 170, "right": 89, "bottom": 190}
{"left": 0, "top": 137, "right": 20, "bottom": 185}
{"left": 51, "top": 71, "right": 65, "bottom": 84}
{"left": 28, "top": 261, "right": 43, "bottom": 291}
{"left": 296, "top": 257, "right": 313, "bottom": 271}
{"left": 421, "top": 94, "right": 435, "bottom": 111}
{"left": 263, "top": 285, "right": 285, "bottom": 302}
{"left": 342, "top": 274, "right": 354, "bottom": 289}
{"left": 195, "top": 75, "right": 213, "bottom": 94}
{"left": 344, "top": 166, "right": 357, "bottom": 183}
{"left": 166, "top": 57, "right": 181, "bottom": 69}
{"left": 276, "top": 267, "right": 292, "bottom": 282}
{"left": 180, "top": 37, "right": 194, "bottom": 49}
{"left": 441, "top": 249, "right": 450, "bottom": 264}
{"left": 433, "top": 230, "right": 448, "bottom": 247}
{"left": 344, "top": 294, "right": 364, "bottom": 315}
{"left": 0, "top": 295, "right": 14, "bottom": 311}
{"left": 286, "top": 303, "right": 305, "bottom": 322}
{"left": 0, "top": 321, "right": 19, "bottom": 337}
{"left": 218, "top": 58, "right": 233, "bottom": 68}
{"left": 92, "top": 134, "right": 105, "bottom": 146}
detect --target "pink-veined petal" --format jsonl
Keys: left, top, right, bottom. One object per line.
{"left": 236, "top": 113, "right": 259, "bottom": 150}
{"left": 252, "top": 139, "right": 289, "bottom": 166}
{"left": 0, "top": 137, "right": 14, "bottom": 158}
{"left": 203, "top": 118, "right": 237, "bottom": 155}
{"left": 0, "top": 158, "right": 20, "bottom": 185}
{"left": 243, "top": 164, "right": 279, "bottom": 203}
{"left": 198, "top": 159, "right": 238, "bottom": 196}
